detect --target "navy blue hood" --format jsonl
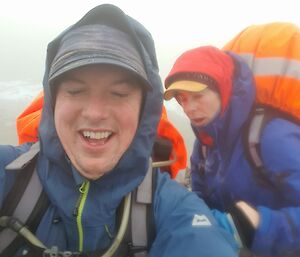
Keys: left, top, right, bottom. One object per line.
{"left": 38, "top": 4, "right": 163, "bottom": 198}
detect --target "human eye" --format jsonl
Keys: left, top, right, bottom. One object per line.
{"left": 110, "top": 90, "right": 129, "bottom": 98}
{"left": 58, "top": 76, "right": 87, "bottom": 96}
{"left": 59, "top": 82, "right": 86, "bottom": 96}
{"left": 175, "top": 93, "right": 185, "bottom": 105}
{"left": 66, "top": 88, "right": 86, "bottom": 96}
{"left": 111, "top": 76, "right": 141, "bottom": 96}
{"left": 194, "top": 92, "right": 204, "bottom": 100}
{"left": 110, "top": 83, "right": 136, "bottom": 98}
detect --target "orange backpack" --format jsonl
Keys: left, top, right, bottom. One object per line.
{"left": 223, "top": 22, "right": 300, "bottom": 120}
{"left": 16, "top": 92, "right": 187, "bottom": 179}
{"left": 223, "top": 22, "right": 300, "bottom": 187}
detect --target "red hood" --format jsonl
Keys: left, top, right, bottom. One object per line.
{"left": 165, "top": 46, "right": 234, "bottom": 113}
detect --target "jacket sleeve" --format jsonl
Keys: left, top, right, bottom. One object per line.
{"left": 251, "top": 119, "right": 300, "bottom": 257}
{"left": 149, "top": 171, "right": 239, "bottom": 257}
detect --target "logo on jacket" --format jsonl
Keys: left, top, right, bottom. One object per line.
{"left": 192, "top": 214, "right": 212, "bottom": 226}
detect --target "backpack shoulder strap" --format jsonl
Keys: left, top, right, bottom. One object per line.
{"left": 0, "top": 142, "right": 49, "bottom": 256}
{"left": 244, "top": 107, "right": 278, "bottom": 190}
{"left": 0, "top": 151, "right": 155, "bottom": 257}
{"left": 129, "top": 159, "right": 156, "bottom": 257}
{"left": 5, "top": 142, "right": 40, "bottom": 171}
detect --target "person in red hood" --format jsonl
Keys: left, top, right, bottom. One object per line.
{"left": 164, "top": 45, "right": 258, "bottom": 243}
{"left": 164, "top": 44, "right": 300, "bottom": 257}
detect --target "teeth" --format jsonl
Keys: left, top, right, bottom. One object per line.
{"left": 83, "top": 131, "right": 112, "bottom": 140}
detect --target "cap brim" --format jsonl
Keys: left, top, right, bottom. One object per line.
{"left": 164, "top": 80, "right": 208, "bottom": 100}
{"left": 49, "top": 55, "right": 151, "bottom": 90}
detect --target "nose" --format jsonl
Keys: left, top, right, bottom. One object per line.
{"left": 181, "top": 97, "right": 197, "bottom": 116}
{"left": 82, "top": 95, "right": 109, "bottom": 122}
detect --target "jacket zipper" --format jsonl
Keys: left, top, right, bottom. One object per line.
{"left": 73, "top": 181, "right": 90, "bottom": 252}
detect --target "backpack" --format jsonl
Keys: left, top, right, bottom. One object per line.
{"left": 222, "top": 22, "right": 300, "bottom": 188}
{"left": 0, "top": 142, "right": 164, "bottom": 257}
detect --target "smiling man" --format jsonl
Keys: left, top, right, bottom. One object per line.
{"left": 54, "top": 65, "right": 143, "bottom": 180}
{"left": 0, "top": 4, "right": 239, "bottom": 257}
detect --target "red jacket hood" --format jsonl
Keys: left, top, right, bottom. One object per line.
{"left": 165, "top": 46, "right": 234, "bottom": 113}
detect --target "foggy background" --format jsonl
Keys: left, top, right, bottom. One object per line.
{"left": 1, "top": 0, "right": 299, "bottom": 159}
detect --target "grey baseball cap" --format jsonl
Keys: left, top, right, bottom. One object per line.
{"left": 49, "top": 24, "right": 150, "bottom": 89}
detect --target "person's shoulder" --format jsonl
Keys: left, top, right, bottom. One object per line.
{"left": 0, "top": 143, "right": 32, "bottom": 168}
{"left": 260, "top": 117, "right": 300, "bottom": 167}
{"left": 154, "top": 171, "right": 190, "bottom": 200}
{"left": 261, "top": 117, "right": 300, "bottom": 148}
{"left": 154, "top": 170, "right": 213, "bottom": 217}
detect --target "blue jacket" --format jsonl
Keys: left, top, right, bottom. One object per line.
{"left": 191, "top": 53, "right": 300, "bottom": 257}
{"left": 0, "top": 4, "right": 238, "bottom": 257}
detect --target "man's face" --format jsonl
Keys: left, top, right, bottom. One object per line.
{"left": 54, "top": 65, "right": 143, "bottom": 180}
{"left": 175, "top": 87, "right": 221, "bottom": 127}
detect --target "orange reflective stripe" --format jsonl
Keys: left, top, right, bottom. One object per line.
{"left": 239, "top": 55, "right": 300, "bottom": 78}
{"left": 223, "top": 22, "right": 300, "bottom": 122}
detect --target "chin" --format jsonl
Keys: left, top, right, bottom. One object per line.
{"left": 78, "top": 164, "right": 113, "bottom": 180}
{"left": 192, "top": 122, "right": 204, "bottom": 127}
{"left": 80, "top": 170, "right": 106, "bottom": 180}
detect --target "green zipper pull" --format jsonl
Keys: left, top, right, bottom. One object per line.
{"left": 73, "top": 181, "right": 90, "bottom": 252}
{"left": 79, "top": 182, "right": 88, "bottom": 193}
{"left": 73, "top": 182, "right": 89, "bottom": 217}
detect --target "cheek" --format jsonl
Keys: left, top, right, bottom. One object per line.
{"left": 54, "top": 97, "right": 78, "bottom": 134}
{"left": 211, "top": 94, "right": 221, "bottom": 112}
{"left": 119, "top": 97, "right": 141, "bottom": 137}
{"left": 54, "top": 101, "right": 66, "bottom": 138}
{"left": 54, "top": 97, "right": 63, "bottom": 123}
{"left": 205, "top": 94, "right": 221, "bottom": 115}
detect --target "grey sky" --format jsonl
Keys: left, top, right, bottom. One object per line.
{"left": 1, "top": 0, "right": 299, "bottom": 149}
{"left": 1, "top": 0, "right": 300, "bottom": 83}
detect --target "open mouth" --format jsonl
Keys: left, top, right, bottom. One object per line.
{"left": 81, "top": 130, "right": 113, "bottom": 145}
{"left": 191, "top": 118, "right": 206, "bottom": 125}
